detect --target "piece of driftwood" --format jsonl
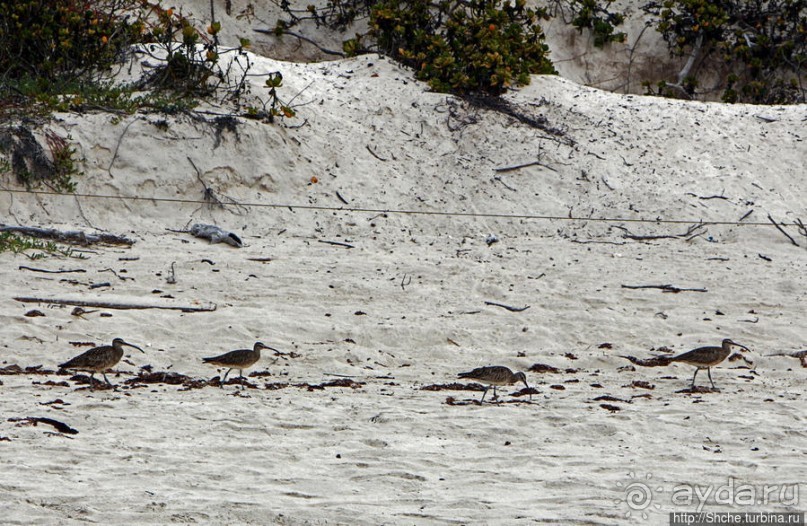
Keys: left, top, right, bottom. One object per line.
{"left": 14, "top": 296, "right": 216, "bottom": 313}
{"left": 621, "top": 284, "right": 707, "bottom": 293}
{"left": 18, "top": 266, "right": 86, "bottom": 274}
{"left": 484, "top": 301, "right": 530, "bottom": 312}
{"left": 189, "top": 224, "right": 243, "bottom": 248}
{"left": 615, "top": 223, "right": 705, "bottom": 242}
{"left": 0, "top": 224, "right": 134, "bottom": 246}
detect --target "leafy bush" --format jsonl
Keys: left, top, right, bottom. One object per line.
{"left": 277, "top": 0, "right": 556, "bottom": 95}
{"left": 643, "top": 0, "right": 807, "bottom": 103}
{"left": 567, "top": 0, "right": 627, "bottom": 47}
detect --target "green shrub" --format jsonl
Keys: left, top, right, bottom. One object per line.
{"left": 643, "top": 0, "right": 807, "bottom": 104}
{"left": 568, "top": 0, "right": 627, "bottom": 47}
{"left": 278, "top": 0, "right": 555, "bottom": 95}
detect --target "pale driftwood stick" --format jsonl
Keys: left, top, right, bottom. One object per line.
{"left": 621, "top": 284, "right": 707, "bottom": 293}
{"left": 318, "top": 240, "right": 354, "bottom": 249}
{"left": 484, "top": 301, "right": 530, "bottom": 312}
{"left": 0, "top": 225, "right": 134, "bottom": 246}
{"left": 767, "top": 214, "right": 799, "bottom": 246}
{"left": 18, "top": 266, "right": 86, "bottom": 274}
{"left": 14, "top": 296, "right": 216, "bottom": 312}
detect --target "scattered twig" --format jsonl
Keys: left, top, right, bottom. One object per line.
{"left": 99, "top": 268, "right": 132, "bottom": 281}
{"left": 621, "top": 284, "right": 707, "bottom": 293}
{"left": 766, "top": 214, "right": 799, "bottom": 247}
{"left": 739, "top": 210, "right": 754, "bottom": 222}
{"left": 401, "top": 274, "right": 411, "bottom": 290}
{"left": 318, "top": 239, "right": 354, "bottom": 249}
{"left": 795, "top": 218, "right": 806, "bottom": 238}
{"left": 492, "top": 176, "right": 517, "bottom": 192}
{"left": 89, "top": 282, "right": 111, "bottom": 289}
{"left": 247, "top": 257, "right": 273, "bottom": 263}
{"left": 336, "top": 191, "right": 349, "bottom": 205}
{"left": 14, "top": 296, "right": 216, "bottom": 312}
{"left": 0, "top": 224, "right": 134, "bottom": 246}
{"left": 18, "top": 266, "right": 86, "bottom": 274}
{"left": 365, "top": 144, "right": 388, "bottom": 162}
{"left": 493, "top": 160, "right": 556, "bottom": 173}
{"left": 615, "top": 223, "right": 705, "bottom": 242}
{"left": 484, "top": 301, "right": 530, "bottom": 312}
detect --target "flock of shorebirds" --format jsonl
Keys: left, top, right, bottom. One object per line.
{"left": 56, "top": 337, "right": 753, "bottom": 401}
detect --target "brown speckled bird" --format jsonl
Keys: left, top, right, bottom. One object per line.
{"left": 670, "top": 339, "right": 750, "bottom": 388}
{"left": 59, "top": 338, "right": 144, "bottom": 389}
{"left": 203, "top": 342, "right": 278, "bottom": 388}
{"left": 458, "top": 365, "right": 530, "bottom": 402}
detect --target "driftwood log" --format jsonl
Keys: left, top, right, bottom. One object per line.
{"left": 0, "top": 224, "right": 134, "bottom": 246}
{"left": 14, "top": 296, "right": 216, "bottom": 313}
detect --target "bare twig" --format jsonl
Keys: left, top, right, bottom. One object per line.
{"left": 365, "top": 145, "right": 388, "bottom": 162}
{"left": 766, "top": 214, "right": 799, "bottom": 247}
{"left": 621, "top": 284, "right": 707, "bottom": 293}
{"left": 494, "top": 160, "right": 556, "bottom": 173}
{"left": 318, "top": 240, "right": 354, "bottom": 249}
{"left": 99, "top": 268, "right": 132, "bottom": 281}
{"left": 14, "top": 296, "right": 216, "bottom": 312}
{"left": 336, "top": 191, "right": 349, "bottom": 205}
{"left": 18, "top": 266, "right": 86, "bottom": 274}
{"left": 484, "top": 301, "right": 530, "bottom": 312}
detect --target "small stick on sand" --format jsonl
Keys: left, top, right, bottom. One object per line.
{"left": 484, "top": 301, "right": 530, "bottom": 312}
{"left": 766, "top": 214, "right": 799, "bottom": 247}
{"left": 621, "top": 284, "right": 707, "bottom": 293}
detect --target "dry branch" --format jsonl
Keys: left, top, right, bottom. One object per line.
{"left": 484, "top": 301, "right": 530, "bottom": 312}
{"left": 18, "top": 266, "right": 86, "bottom": 274}
{"left": 1, "top": 224, "right": 134, "bottom": 246}
{"left": 766, "top": 214, "right": 799, "bottom": 246}
{"left": 14, "top": 296, "right": 216, "bottom": 313}
{"left": 621, "top": 284, "right": 707, "bottom": 293}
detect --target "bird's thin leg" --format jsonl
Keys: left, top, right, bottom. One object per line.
{"left": 480, "top": 386, "right": 489, "bottom": 403}
{"left": 103, "top": 371, "right": 113, "bottom": 387}
{"left": 221, "top": 368, "right": 232, "bottom": 388}
{"left": 89, "top": 372, "right": 95, "bottom": 391}
{"left": 492, "top": 386, "right": 498, "bottom": 401}
{"left": 707, "top": 368, "right": 715, "bottom": 389}
{"left": 691, "top": 368, "right": 699, "bottom": 387}
{"left": 239, "top": 369, "right": 245, "bottom": 390}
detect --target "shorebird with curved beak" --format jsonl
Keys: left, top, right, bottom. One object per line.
{"left": 669, "top": 339, "right": 751, "bottom": 389}
{"left": 59, "top": 337, "right": 144, "bottom": 389}
{"left": 458, "top": 365, "right": 531, "bottom": 403}
{"left": 203, "top": 341, "right": 278, "bottom": 389}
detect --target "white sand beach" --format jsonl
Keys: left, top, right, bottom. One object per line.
{"left": 0, "top": 37, "right": 805, "bottom": 526}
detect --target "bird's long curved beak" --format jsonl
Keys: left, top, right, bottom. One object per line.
{"left": 123, "top": 341, "right": 145, "bottom": 353}
{"left": 733, "top": 342, "right": 752, "bottom": 353}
